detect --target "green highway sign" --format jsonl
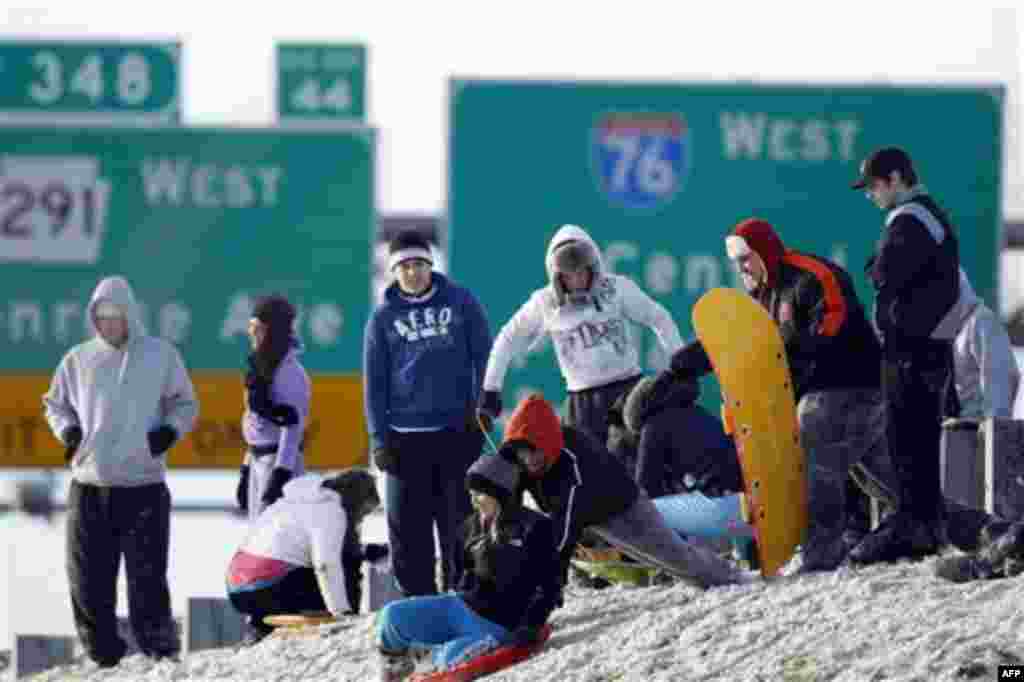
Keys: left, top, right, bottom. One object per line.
{"left": 0, "top": 125, "right": 375, "bottom": 372}
{"left": 276, "top": 43, "right": 366, "bottom": 123}
{"left": 448, "top": 80, "right": 1004, "bottom": 413}
{"left": 0, "top": 40, "right": 180, "bottom": 125}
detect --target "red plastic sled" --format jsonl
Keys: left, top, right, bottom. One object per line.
{"left": 410, "top": 624, "right": 553, "bottom": 681}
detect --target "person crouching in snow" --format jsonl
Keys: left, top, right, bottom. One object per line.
{"left": 226, "top": 469, "right": 385, "bottom": 646}
{"left": 376, "top": 454, "right": 561, "bottom": 681}
{"left": 499, "top": 394, "right": 751, "bottom": 588}
{"left": 477, "top": 223, "right": 683, "bottom": 447}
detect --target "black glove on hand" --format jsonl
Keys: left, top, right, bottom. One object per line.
{"left": 373, "top": 446, "right": 398, "bottom": 475}
{"left": 362, "top": 543, "right": 390, "bottom": 563}
{"left": 261, "top": 467, "right": 293, "bottom": 506}
{"left": 236, "top": 465, "right": 250, "bottom": 512}
{"left": 268, "top": 404, "right": 300, "bottom": 427}
{"left": 61, "top": 425, "right": 83, "bottom": 464}
{"left": 147, "top": 425, "right": 177, "bottom": 457}
{"left": 511, "top": 625, "right": 542, "bottom": 647}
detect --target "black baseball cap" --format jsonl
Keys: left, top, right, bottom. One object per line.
{"left": 851, "top": 147, "right": 916, "bottom": 189}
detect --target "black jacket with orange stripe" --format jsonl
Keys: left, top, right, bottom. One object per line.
{"left": 672, "top": 249, "right": 882, "bottom": 400}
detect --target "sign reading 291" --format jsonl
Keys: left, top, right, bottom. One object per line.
{"left": 592, "top": 112, "right": 690, "bottom": 211}
{"left": 0, "top": 40, "right": 180, "bottom": 125}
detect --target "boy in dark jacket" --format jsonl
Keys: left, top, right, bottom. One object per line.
{"left": 662, "top": 217, "right": 886, "bottom": 572}
{"left": 499, "top": 394, "right": 751, "bottom": 588}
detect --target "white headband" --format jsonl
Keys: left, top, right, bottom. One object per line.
{"left": 388, "top": 247, "right": 433, "bottom": 272}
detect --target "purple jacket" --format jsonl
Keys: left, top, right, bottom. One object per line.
{"left": 242, "top": 346, "right": 311, "bottom": 473}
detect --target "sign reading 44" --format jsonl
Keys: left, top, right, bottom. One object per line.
{"left": 592, "top": 112, "right": 689, "bottom": 211}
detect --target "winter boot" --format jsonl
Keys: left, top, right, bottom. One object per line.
{"left": 934, "top": 554, "right": 997, "bottom": 583}
{"left": 848, "top": 513, "right": 940, "bottom": 565}
{"left": 979, "top": 521, "right": 1024, "bottom": 571}
{"left": 379, "top": 649, "right": 415, "bottom": 682}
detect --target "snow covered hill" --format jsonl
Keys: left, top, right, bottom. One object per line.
{"left": 21, "top": 556, "right": 1024, "bottom": 682}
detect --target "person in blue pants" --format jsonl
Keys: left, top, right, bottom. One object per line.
{"left": 376, "top": 454, "right": 561, "bottom": 681}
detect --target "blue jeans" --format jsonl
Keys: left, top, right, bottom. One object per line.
{"left": 377, "top": 594, "right": 511, "bottom": 670}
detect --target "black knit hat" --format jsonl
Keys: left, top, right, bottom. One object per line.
{"left": 387, "top": 230, "right": 434, "bottom": 272}
{"left": 251, "top": 295, "right": 296, "bottom": 332}
{"left": 465, "top": 454, "right": 520, "bottom": 507}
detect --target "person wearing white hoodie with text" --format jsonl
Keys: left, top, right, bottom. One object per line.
{"left": 43, "top": 276, "right": 198, "bottom": 668}
{"left": 477, "top": 224, "right": 683, "bottom": 446}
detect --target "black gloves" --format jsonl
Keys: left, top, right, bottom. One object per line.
{"left": 261, "top": 467, "right": 293, "bottom": 506}
{"left": 268, "top": 404, "right": 300, "bottom": 427}
{"left": 373, "top": 446, "right": 398, "bottom": 475}
{"left": 477, "top": 390, "right": 502, "bottom": 432}
{"left": 511, "top": 625, "right": 542, "bottom": 647}
{"left": 236, "top": 465, "right": 250, "bottom": 512}
{"left": 362, "top": 543, "right": 390, "bottom": 563}
{"left": 61, "top": 425, "right": 83, "bottom": 464}
{"left": 147, "top": 425, "right": 177, "bottom": 457}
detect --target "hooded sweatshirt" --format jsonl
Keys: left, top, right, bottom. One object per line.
{"left": 226, "top": 473, "right": 357, "bottom": 617}
{"left": 459, "top": 455, "right": 562, "bottom": 630}
{"left": 951, "top": 269, "right": 1020, "bottom": 418}
{"left": 675, "top": 218, "right": 881, "bottom": 398}
{"left": 622, "top": 376, "right": 743, "bottom": 499}
{"left": 43, "top": 276, "right": 198, "bottom": 487}
{"left": 484, "top": 225, "right": 682, "bottom": 393}
{"left": 499, "top": 395, "right": 639, "bottom": 571}
{"left": 363, "top": 272, "right": 492, "bottom": 451}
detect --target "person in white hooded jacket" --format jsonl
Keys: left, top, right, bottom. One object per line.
{"left": 477, "top": 224, "right": 683, "bottom": 446}
{"left": 226, "top": 469, "right": 386, "bottom": 645}
{"left": 949, "top": 269, "right": 1020, "bottom": 419}
{"left": 42, "top": 275, "right": 198, "bottom": 667}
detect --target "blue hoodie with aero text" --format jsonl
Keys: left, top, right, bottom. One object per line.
{"left": 362, "top": 273, "right": 492, "bottom": 451}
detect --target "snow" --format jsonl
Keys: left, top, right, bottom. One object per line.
{"left": 6, "top": 505, "right": 1024, "bottom": 682}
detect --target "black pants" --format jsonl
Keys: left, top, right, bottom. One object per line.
{"left": 566, "top": 375, "right": 643, "bottom": 447}
{"left": 385, "top": 428, "right": 483, "bottom": 596}
{"left": 66, "top": 480, "right": 177, "bottom": 663}
{"left": 882, "top": 341, "right": 954, "bottom": 524}
{"left": 228, "top": 567, "right": 327, "bottom": 628}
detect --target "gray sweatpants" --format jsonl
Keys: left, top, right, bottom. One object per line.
{"left": 798, "top": 389, "right": 896, "bottom": 544}
{"left": 589, "top": 494, "right": 748, "bottom": 588}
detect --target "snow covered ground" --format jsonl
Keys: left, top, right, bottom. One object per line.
{"left": 6, "top": 504, "right": 1024, "bottom": 682}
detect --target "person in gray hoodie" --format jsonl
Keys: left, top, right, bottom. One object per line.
{"left": 948, "top": 269, "right": 1020, "bottom": 419}
{"left": 43, "top": 276, "right": 198, "bottom": 667}
{"left": 236, "top": 295, "right": 312, "bottom": 523}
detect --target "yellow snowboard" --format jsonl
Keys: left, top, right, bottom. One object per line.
{"left": 692, "top": 287, "right": 808, "bottom": 577}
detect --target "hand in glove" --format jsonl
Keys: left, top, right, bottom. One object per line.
{"left": 362, "top": 543, "right": 390, "bottom": 563}
{"left": 476, "top": 390, "right": 502, "bottom": 432}
{"left": 261, "top": 467, "right": 293, "bottom": 506}
{"left": 61, "top": 425, "right": 83, "bottom": 464}
{"left": 147, "top": 425, "right": 177, "bottom": 457}
{"left": 373, "top": 446, "right": 398, "bottom": 475}
{"left": 268, "top": 404, "right": 300, "bottom": 427}
{"left": 236, "top": 465, "right": 250, "bottom": 512}
{"left": 510, "top": 625, "right": 543, "bottom": 647}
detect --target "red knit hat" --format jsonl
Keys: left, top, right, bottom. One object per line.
{"left": 502, "top": 394, "right": 564, "bottom": 473}
{"left": 725, "top": 218, "right": 786, "bottom": 289}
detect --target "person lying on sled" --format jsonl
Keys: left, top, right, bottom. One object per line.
{"left": 376, "top": 454, "right": 562, "bottom": 681}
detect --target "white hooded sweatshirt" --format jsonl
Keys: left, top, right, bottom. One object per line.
{"left": 42, "top": 276, "right": 198, "bottom": 486}
{"left": 484, "top": 225, "right": 683, "bottom": 393}
{"left": 232, "top": 473, "right": 353, "bottom": 616}
{"left": 951, "top": 269, "right": 1020, "bottom": 418}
